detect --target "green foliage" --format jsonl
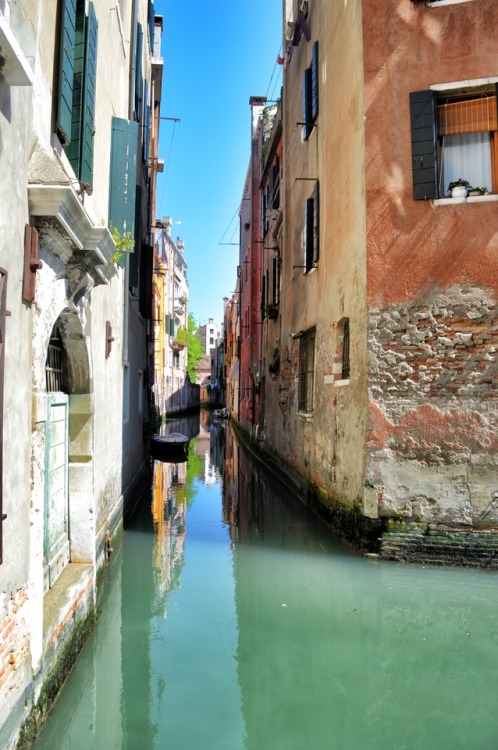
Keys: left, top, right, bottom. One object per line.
{"left": 175, "top": 438, "right": 204, "bottom": 507}
{"left": 185, "top": 313, "right": 204, "bottom": 383}
{"left": 111, "top": 224, "right": 135, "bottom": 264}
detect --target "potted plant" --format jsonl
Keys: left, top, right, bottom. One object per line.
{"left": 468, "top": 185, "right": 488, "bottom": 196}
{"left": 448, "top": 178, "right": 470, "bottom": 198}
{"left": 264, "top": 303, "right": 278, "bottom": 320}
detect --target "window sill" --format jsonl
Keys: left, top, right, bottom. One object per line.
{"left": 433, "top": 194, "right": 498, "bottom": 206}
{"left": 334, "top": 378, "right": 350, "bottom": 388}
{"left": 297, "top": 411, "right": 314, "bottom": 421}
{"left": 427, "top": 0, "right": 476, "bottom": 6}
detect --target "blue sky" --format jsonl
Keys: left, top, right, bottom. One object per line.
{"left": 155, "top": 0, "right": 283, "bottom": 328}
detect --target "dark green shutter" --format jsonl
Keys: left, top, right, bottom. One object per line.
{"left": 66, "top": 0, "right": 84, "bottom": 168}
{"left": 312, "top": 181, "right": 319, "bottom": 264}
{"left": 304, "top": 197, "right": 314, "bottom": 271}
{"left": 148, "top": 0, "right": 155, "bottom": 53}
{"left": 109, "top": 117, "right": 139, "bottom": 241}
{"left": 129, "top": 185, "right": 141, "bottom": 290}
{"left": 139, "top": 245, "right": 153, "bottom": 319}
{"left": 56, "top": 0, "right": 77, "bottom": 144}
{"left": 410, "top": 90, "right": 438, "bottom": 200}
{"left": 302, "top": 67, "right": 312, "bottom": 140}
{"left": 135, "top": 23, "right": 143, "bottom": 122}
{"left": 143, "top": 81, "right": 150, "bottom": 164}
{"left": 66, "top": 1, "right": 97, "bottom": 189}
{"left": 79, "top": 3, "right": 98, "bottom": 191}
{"left": 311, "top": 41, "right": 319, "bottom": 122}
{"left": 272, "top": 256, "right": 280, "bottom": 305}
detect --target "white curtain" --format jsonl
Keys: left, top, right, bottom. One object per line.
{"left": 442, "top": 132, "right": 492, "bottom": 195}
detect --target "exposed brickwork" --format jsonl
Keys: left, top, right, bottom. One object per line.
{"left": 0, "top": 590, "right": 30, "bottom": 692}
{"left": 369, "top": 288, "right": 498, "bottom": 402}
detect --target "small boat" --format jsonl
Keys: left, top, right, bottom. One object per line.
{"left": 151, "top": 432, "right": 189, "bottom": 462}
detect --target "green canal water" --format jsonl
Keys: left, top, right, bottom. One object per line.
{"left": 33, "top": 423, "right": 498, "bottom": 750}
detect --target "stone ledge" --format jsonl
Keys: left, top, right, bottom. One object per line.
{"left": 43, "top": 563, "right": 94, "bottom": 650}
{"left": 380, "top": 529, "right": 498, "bottom": 568}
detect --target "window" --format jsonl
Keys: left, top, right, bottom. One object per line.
{"left": 410, "top": 84, "right": 498, "bottom": 200}
{"left": 298, "top": 328, "right": 316, "bottom": 413}
{"left": 341, "top": 318, "right": 350, "bottom": 380}
{"left": 302, "top": 41, "right": 319, "bottom": 140}
{"left": 56, "top": 0, "right": 98, "bottom": 192}
{"left": 272, "top": 254, "right": 280, "bottom": 305}
{"left": 304, "top": 181, "right": 319, "bottom": 272}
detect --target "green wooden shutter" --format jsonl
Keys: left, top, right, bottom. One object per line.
{"left": 410, "top": 90, "right": 438, "bottom": 200}
{"left": 148, "top": 0, "right": 155, "bottom": 53}
{"left": 66, "top": 0, "right": 84, "bottom": 169}
{"left": 56, "top": 0, "right": 77, "bottom": 144}
{"left": 79, "top": 3, "right": 98, "bottom": 191}
{"left": 311, "top": 41, "right": 319, "bottom": 122}
{"left": 135, "top": 23, "right": 143, "bottom": 122}
{"left": 109, "top": 117, "right": 139, "bottom": 239}
{"left": 143, "top": 80, "right": 150, "bottom": 164}
{"left": 66, "top": 1, "right": 97, "bottom": 189}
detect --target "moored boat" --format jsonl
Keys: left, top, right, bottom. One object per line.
{"left": 151, "top": 432, "right": 189, "bottom": 462}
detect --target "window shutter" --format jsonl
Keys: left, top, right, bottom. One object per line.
{"left": 304, "top": 197, "right": 314, "bottom": 271}
{"left": 79, "top": 3, "right": 98, "bottom": 192}
{"left": 302, "top": 67, "right": 312, "bottom": 140}
{"left": 56, "top": 0, "right": 77, "bottom": 144}
{"left": 410, "top": 90, "right": 438, "bottom": 200}
{"left": 143, "top": 80, "right": 150, "bottom": 164}
{"left": 312, "top": 180, "right": 319, "bottom": 264}
{"left": 66, "top": 1, "right": 85, "bottom": 170}
{"left": 108, "top": 117, "right": 139, "bottom": 241}
{"left": 129, "top": 185, "right": 141, "bottom": 290}
{"left": 148, "top": 0, "right": 155, "bottom": 53}
{"left": 311, "top": 41, "right": 319, "bottom": 122}
{"left": 135, "top": 23, "right": 143, "bottom": 122}
{"left": 139, "top": 244, "right": 153, "bottom": 319}
{"left": 272, "top": 255, "right": 280, "bottom": 305}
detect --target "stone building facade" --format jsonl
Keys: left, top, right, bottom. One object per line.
{"left": 235, "top": 0, "right": 498, "bottom": 564}
{"left": 0, "top": 0, "right": 162, "bottom": 745}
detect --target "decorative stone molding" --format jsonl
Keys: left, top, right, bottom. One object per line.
{"left": 28, "top": 184, "right": 117, "bottom": 285}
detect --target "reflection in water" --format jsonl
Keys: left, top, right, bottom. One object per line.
{"left": 34, "top": 415, "right": 498, "bottom": 750}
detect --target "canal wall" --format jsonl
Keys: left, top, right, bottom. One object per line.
{"left": 232, "top": 421, "right": 498, "bottom": 569}
{"left": 380, "top": 523, "right": 498, "bottom": 569}
{"left": 231, "top": 421, "right": 384, "bottom": 553}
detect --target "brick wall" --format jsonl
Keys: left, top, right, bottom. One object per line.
{"left": 0, "top": 589, "right": 30, "bottom": 692}
{"left": 369, "top": 287, "right": 498, "bottom": 404}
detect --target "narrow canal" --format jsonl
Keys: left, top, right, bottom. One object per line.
{"left": 34, "top": 415, "right": 498, "bottom": 750}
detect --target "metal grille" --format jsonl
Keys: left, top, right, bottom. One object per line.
{"left": 342, "top": 319, "right": 350, "bottom": 380}
{"left": 46, "top": 327, "right": 64, "bottom": 392}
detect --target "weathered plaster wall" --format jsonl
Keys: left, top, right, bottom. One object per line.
{"left": 0, "top": 0, "right": 37, "bottom": 733}
{"left": 363, "top": 0, "right": 498, "bottom": 527}
{"left": 262, "top": 0, "right": 368, "bottom": 510}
